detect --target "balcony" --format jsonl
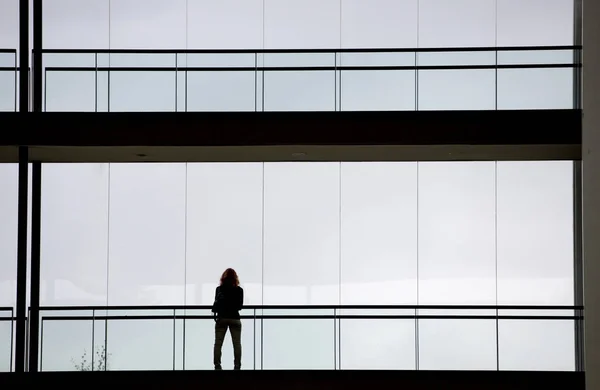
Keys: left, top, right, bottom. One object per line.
{"left": 36, "top": 46, "right": 579, "bottom": 113}
{"left": 0, "top": 305, "right": 583, "bottom": 372}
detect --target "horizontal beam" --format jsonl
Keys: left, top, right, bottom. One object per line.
{"left": 0, "top": 110, "right": 581, "bottom": 148}
{"left": 0, "top": 144, "right": 581, "bottom": 163}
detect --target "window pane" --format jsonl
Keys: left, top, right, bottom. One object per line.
{"left": 0, "top": 57, "right": 16, "bottom": 112}
{"left": 497, "top": 161, "right": 574, "bottom": 305}
{"left": 45, "top": 71, "right": 96, "bottom": 112}
{"left": 109, "top": 71, "right": 177, "bottom": 112}
{"left": 41, "top": 164, "right": 109, "bottom": 306}
{"left": 106, "top": 318, "right": 175, "bottom": 370}
{"left": 418, "top": 162, "right": 496, "bottom": 305}
{"left": 0, "top": 164, "right": 17, "bottom": 310}
{"left": 107, "top": 164, "right": 186, "bottom": 305}
{"left": 497, "top": 0, "right": 574, "bottom": 47}
{"left": 418, "top": 70, "right": 496, "bottom": 110}
{"left": 43, "top": 0, "right": 109, "bottom": 49}
{"left": 264, "top": 0, "right": 340, "bottom": 49}
{"left": 497, "top": 69, "right": 573, "bottom": 110}
{"left": 0, "top": 0, "right": 18, "bottom": 51}
{"left": 187, "top": 0, "right": 262, "bottom": 49}
{"left": 499, "top": 320, "right": 575, "bottom": 371}
{"left": 340, "top": 315, "right": 416, "bottom": 369}
{"left": 0, "top": 319, "right": 11, "bottom": 372}
{"left": 340, "top": 162, "right": 417, "bottom": 305}
{"left": 263, "top": 163, "right": 340, "bottom": 305}
{"left": 262, "top": 312, "right": 334, "bottom": 369}
{"left": 263, "top": 71, "right": 335, "bottom": 111}
{"left": 41, "top": 319, "right": 93, "bottom": 371}
{"left": 186, "top": 163, "right": 263, "bottom": 305}
{"left": 341, "top": 0, "right": 418, "bottom": 49}
{"left": 341, "top": 70, "right": 416, "bottom": 111}
{"left": 418, "top": 0, "right": 496, "bottom": 48}
{"left": 418, "top": 319, "right": 497, "bottom": 370}
{"left": 110, "top": 0, "right": 186, "bottom": 49}
{"left": 186, "top": 71, "right": 256, "bottom": 111}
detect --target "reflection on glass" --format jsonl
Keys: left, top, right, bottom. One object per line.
{"left": 0, "top": 320, "right": 11, "bottom": 372}
{"left": 41, "top": 164, "right": 109, "bottom": 306}
{"left": 109, "top": 0, "right": 187, "bottom": 49}
{"left": 109, "top": 71, "right": 177, "bottom": 112}
{"left": 417, "top": 0, "right": 496, "bottom": 48}
{"left": 497, "top": 161, "right": 574, "bottom": 305}
{"left": 0, "top": 164, "right": 17, "bottom": 310}
{"left": 41, "top": 319, "right": 93, "bottom": 371}
{"left": 106, "top": 319, "right": 174, "bottom": 370}
{"left": 45, "top": 71, "right": 96, "bottom": 112}
{"left": 496, "top": 0, "right": 574, "bottom": 47}
{"left": 340, "top": 0, "right": 418, "bottom": 49}
{"left": 497, "top": 68, "right": 573, "bottom": 109}
{"left": 108, "top": 164, "right": 186, "bottom": 305}
{"left": 187, "top": 71, "right": 255, "bottom": 111}
{"left": 263, "top": 71, "right": 336, "bottom": 111}
{"left": 263, "top": 163, "right": 340, "bottom": 305}
{"left": 340, "top": 162, "right": 417, "bottom": 304}
{"left": 187, "top": 0, "right": 263, "bottom": 49}
{"left": 0, "top": 68, "right": 15, "bottom": 112}
{"left": 186, "top": 163, "right": 263, "bottom": 306}
{"left": 263, "top": 0, "right": 340, "bottom": 49}
{"left": 418, "top": 319, "right": 497, "bottom": 370}
{"left": 498, "top": 320, "right": 575, "bottom": 371}
{"left": 341, "top": 70, "right": 415, "bottom": 111}
{"left": 418, "top": 70, "right": 496, "bottom": 110}
{"left": 340, "top": 319, "right": 416, "bottom": 369}
{"left": 262, "top": 317, "right": 334, "bottom": 369}
{"left": 418, "top": 162, "right": 496, "bottom": 305}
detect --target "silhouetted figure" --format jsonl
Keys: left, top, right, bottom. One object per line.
{"left": 212, "top": 268, "right": 244, "bottom": 370}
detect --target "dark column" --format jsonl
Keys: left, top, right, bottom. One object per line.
{"left": 15, "top": 146, "right": 28, "bottom": 372}
{"left": 27, "top": 0, "right": 44, "bottom": 371}
{"left": 28, "top": 162, "right": 41, "bottom": 372}
{"left": 33, "top": 0, "right": 42, "bottom": 113}
{"left": 18, "top": 0, "right": 28, "bottom": 112}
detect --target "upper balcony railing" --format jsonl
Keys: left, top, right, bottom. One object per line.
{"left": 0, "top": 304, "right": 583, "bottom": 372}
{"left": 28, "top": 46, "right": 580, "bottom": 113}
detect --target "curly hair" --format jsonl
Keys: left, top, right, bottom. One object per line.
{"left": 220, "top": 268, "right": 240, "bottom": 287}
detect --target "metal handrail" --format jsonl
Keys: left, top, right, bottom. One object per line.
{"left": 39, "top": 45, "right": 581, "bottom": 54}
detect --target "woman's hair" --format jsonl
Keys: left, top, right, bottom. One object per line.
{"left": 220, "top": 268, "right": 240, "bottom": 287}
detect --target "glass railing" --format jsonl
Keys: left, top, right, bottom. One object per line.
{"left": 0, "top": 308, "right": 13, "bottom": 372}
{"left": 0, "top": 49, "right": 17, "bottom": 112}
{"left": 31, "top": 304, "right": 582, "bottom": 372}
{"left": 38, "top": 46, "right": 580, "bottom": 113}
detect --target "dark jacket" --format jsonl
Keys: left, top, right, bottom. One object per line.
{"left": 213, "top": 285, "right": 244, "bottom": 319}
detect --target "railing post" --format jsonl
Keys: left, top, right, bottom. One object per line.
{"left": 14, "top": 146, "right": 28, "bottom": 373}
{"left": 172, "top": 308, "right": 176, "bottom": 371}
{"left": 27, "top": 161, "right": 42, "bottom": 372}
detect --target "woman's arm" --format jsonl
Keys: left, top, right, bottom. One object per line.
{"left": 237, "top": 288, "right": 244, "bottom": 310}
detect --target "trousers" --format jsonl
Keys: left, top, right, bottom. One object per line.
{"left": 213, "top": 318, "right": 242, "bottom": 369}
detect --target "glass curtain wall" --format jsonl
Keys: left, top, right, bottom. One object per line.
{"left": 37, "top": 0, "right": 575, "bottom": 112}
{"left": 33, "top": 161, "right": 576, "bottom": 371}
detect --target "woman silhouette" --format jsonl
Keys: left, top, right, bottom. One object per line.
{"left": 212, "top": 268, "right": 244, "bottom": 370}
